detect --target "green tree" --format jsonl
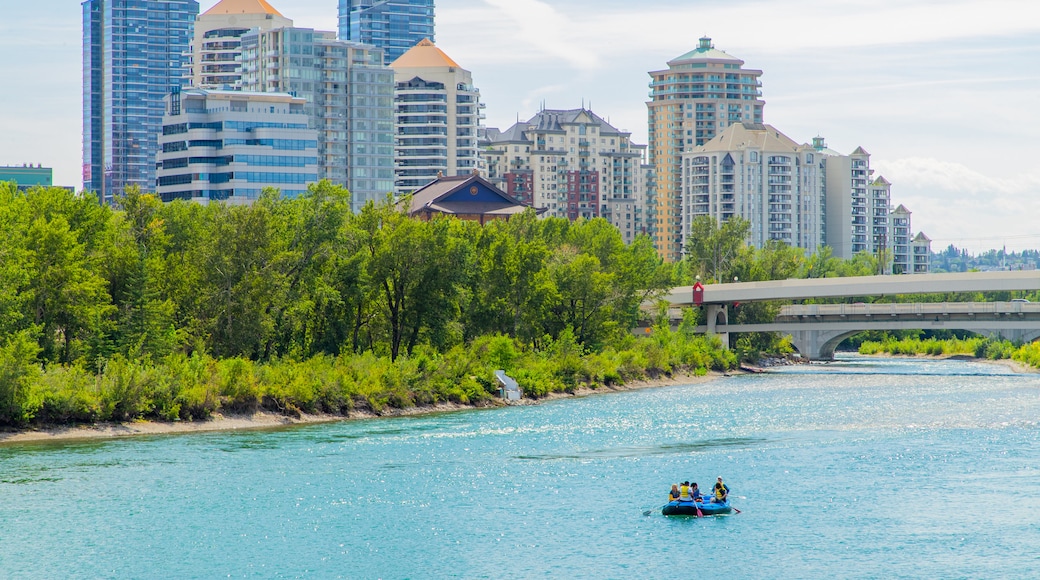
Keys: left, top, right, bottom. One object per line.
{"left": 26, "top": 214, "right": 114, "bottom": 363}
{"left": 684, "top": 215, "right": 751, "bottom": 284}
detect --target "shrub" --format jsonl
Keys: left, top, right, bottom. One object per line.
{"left": 0, "top": 331, "right": 43, "bottom": 426}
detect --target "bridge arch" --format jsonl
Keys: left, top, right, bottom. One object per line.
{"left": 786, "top": 329, "right": 861, "bottom": 361}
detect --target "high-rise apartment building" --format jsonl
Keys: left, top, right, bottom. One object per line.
{"left": 912, "top": 232, "right": 932, "bottom": 273}
{"left": 814, "top": 140, "right": 892, "bottom": 261}
{"left": 238, "top": 27, "right": 395, "bottom": 210}
{"left": 391, "top": 39, "right": 483, "bottom": 195}
{"left": 83, "top": 0, "right": 199, "bottom": 203}
{"left": 484, "top": 108, "right": 648, "bottom": 243}
{"left": 648, "top": 37, "right": 764, "bottom": 261}
{"left": 681, "top": 123, "right": 824, "bottom": 254}
{"left": 156, "top": 89, "right": 318, "bottom": 203}
{"left": 186, "top": 0, "right": 292, "bottom": 89}
{"left": 338, "top": 0, "right": 435, "bottom": 65}
{"left": 890, "top": 203, "right": 912, "bottom": 274}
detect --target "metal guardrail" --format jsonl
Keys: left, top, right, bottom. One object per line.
{"left": 779, "top": 302, "right": 1040, "bottom": 318}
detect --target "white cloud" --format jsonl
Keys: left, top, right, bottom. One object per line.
{"left": 440, "top": 0, "right": 600, "bottom": 70}
{"left": 872, "top": 157, "right": 1040, "bottom": 252}
{"left": 875, "top": 158, "right": 1040, "bottom": 197}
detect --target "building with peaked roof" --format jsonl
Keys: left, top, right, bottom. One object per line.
{"left": 648, "top": 37, "right": 765, "bottom": 262}
{"left": 912, "top": 232, "right": 932, "bottom": 273}
{"left": 338, "top": 0, "right": 435, "bottom": 65}
{"left": 406, "top": 173, "right": 540, "bottom": 224}
{"left": 681, "top": 123, "right": 824, "bottom": 253}
{"left": 391, "top": 39, "right": 484, "bottom": 195}
{"left": 890, "top": 203, "right": 912, "bottom": 274}
{"left": 238, "top": 27, "right": 395, "bottom": 211}
{"left": 82, "top": 0, "right": 199, "bottom": 203}
{"left": 816, "top": 140, "right": 892, "bottom": 261}
{"left": 484, "top": 107, "right": 649, "bottom": 243}
{"left": 187, "top": 0, "right": 293, "bottom": 89}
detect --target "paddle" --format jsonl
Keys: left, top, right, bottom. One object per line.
{"left": 643, "top": 506, "right": 662, "bottom": 516}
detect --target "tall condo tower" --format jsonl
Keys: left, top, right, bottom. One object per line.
{"left": 82, "top": 0, "right": 199, "bottom": 202}
{"left": 338, "top": 0, "right": 435, "bottom": 65}
{"left": 390, "top": 39, "right": 483, "bottom": 195}
{"left": 238, "top": 27, "right": 396, "bottom": 210}
{"left": 648, "top": 37, "right": 764, "bottom": 261}
{"left": 187, "top": 0, "right": 293, "bottom": 89}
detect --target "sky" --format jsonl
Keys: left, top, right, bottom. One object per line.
{"left": 1, "top": 0, "right": 1039, "bottom": 253}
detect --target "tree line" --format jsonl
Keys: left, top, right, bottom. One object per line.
{"left": 0, "top": 181, "right": 676, "bottom": 368}
{"left": 7, "top": 185, "right": 1016, "bottom": 427}
{"left": 3, "top": 182, "right": 726, "bottom": 426}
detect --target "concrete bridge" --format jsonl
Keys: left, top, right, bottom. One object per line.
{"left": 646, "top": 271, "right": 1040, "bottom": 360}
{"left": 734, "top": 302, "right": 1040, "bottom": 360}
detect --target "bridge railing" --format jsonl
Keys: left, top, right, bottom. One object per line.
{"left": 780, "top": 302, "right": 1039, "bottom": 318}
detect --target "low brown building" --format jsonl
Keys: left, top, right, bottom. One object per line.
{"left": 407, "top": 173, "right": 544, "bottom": 224}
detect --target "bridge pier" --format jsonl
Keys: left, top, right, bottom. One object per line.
{"left": 706, "top": 304, "right": 730, "bottom": 349}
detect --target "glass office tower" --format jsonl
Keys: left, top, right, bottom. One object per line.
{"left": 82, "top": 0, "right": 198, "bottom": 203}
{"left": 337, "top": 0, "right": 435, "bottom": 64}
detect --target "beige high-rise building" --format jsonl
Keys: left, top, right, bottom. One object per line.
{"left": 890, "top": 204, "right": 912, "bottom": 274}
{"left": 815, "top": 141, "right": 891, "bottom": 261}
{"left": 648, "top": 37, "right": 764, "bottom": 261}
{"left": 390, "top": 39, "right": 484, "bottom": 194}
{"left": 912, "top": 232, "right": 932, "bottom": 273}
{"left": 681, "top": 123, "right": 823, "bottom": 254}
{"left": 187, "top": 0, "right": 292, "bottom": 89}
{"left": 484, "top": 107, "right": 649, "bottom": 243}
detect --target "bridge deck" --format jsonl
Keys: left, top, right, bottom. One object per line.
{"left": 664, "top": 271, "right": 1040, "bottom": 306}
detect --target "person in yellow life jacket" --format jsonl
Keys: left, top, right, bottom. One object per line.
{"left": 668, "top": 484, "right": 680, "bottom": 503}
{"left": 712, "top": 476, "right": 729, "bottom": 503}
{"left": 678, "top": 481, "right": 694, "bottom": 501}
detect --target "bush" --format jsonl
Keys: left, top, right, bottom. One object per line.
{"left": 2, "top": 325, "right": 743, "bottom": 425}
{"left": 0, "top": 331, "right": 44, "bottom": 426}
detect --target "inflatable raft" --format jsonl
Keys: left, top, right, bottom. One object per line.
{"left": 661, "top": 500, "right": 732, "bottom": 516}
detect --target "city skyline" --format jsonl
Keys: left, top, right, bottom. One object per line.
{"left": 2, "top": 0, "right": 1038, "bottom": 252}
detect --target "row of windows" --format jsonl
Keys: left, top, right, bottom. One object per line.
{"left": 159, "top": 172, "right": 318, "bottom": 186}
{"left": 223, "top": 139, "right": 318, "bottom": 150}
{"left": 162, "top": 155, "right": 318, "bottom": 169}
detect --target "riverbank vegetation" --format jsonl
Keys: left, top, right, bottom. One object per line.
{"left": 0, "top": 183, "right": 741, "bottom": 427}
{"left": 858, "top": 334, "right": 1040, "bottom": 368}
{"left": 5, "top": 185, "right": 1033, "bottom": 428}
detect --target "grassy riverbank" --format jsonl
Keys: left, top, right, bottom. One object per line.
{"left": 859, "top": 336, "right": 1040, "bottom": 370}
{"left": 0, "top": 328, "right": 737, "bottom": 437}
{"left": 0, "top": 371, "right": 726, "bottom": 445}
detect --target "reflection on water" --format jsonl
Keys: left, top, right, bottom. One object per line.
{"left": 515, "top": 437, "right": 767, "bottom": 461}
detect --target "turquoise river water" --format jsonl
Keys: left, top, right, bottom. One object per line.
{"left": 2, "top": 355, "right": 1040, "bottom": 579}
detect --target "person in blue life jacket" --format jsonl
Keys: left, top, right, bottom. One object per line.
{"left": 668, "top": 484, "right": 681, "bottom": 503}
{"left": 712, "top": 476, "right": 729, "bottom": 503}
{"left": 688, "top": 482, "right": 703, "bottom": 502}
